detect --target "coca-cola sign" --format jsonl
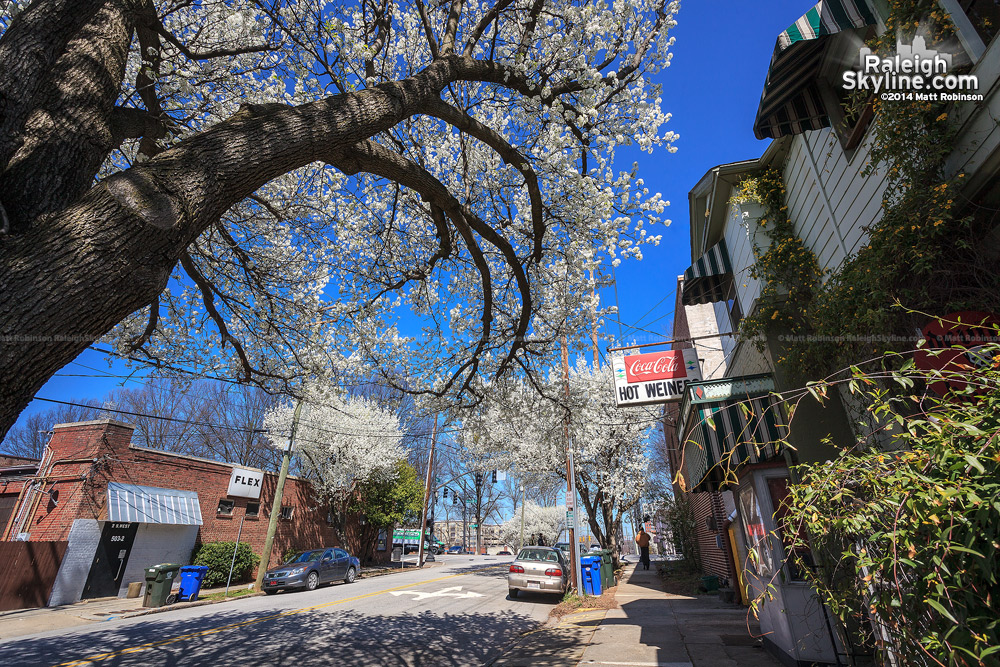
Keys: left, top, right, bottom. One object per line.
{"left": 624, "top": 351, "right": 687, "bottom": 383}
{"left": 611, "top": 349, "right": 702, "bottom": 407}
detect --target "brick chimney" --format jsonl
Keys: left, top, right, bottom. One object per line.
{"left": 46, "top": 420, "right": 134, "bottom": 462}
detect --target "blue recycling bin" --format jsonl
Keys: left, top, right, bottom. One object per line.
{"left": 177, "top": 565, "right": 210, "bottom": 602}
{"left": 580, "top": 555, "right": 603, "bottom": 595}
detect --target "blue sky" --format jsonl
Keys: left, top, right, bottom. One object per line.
{"left": 11, "top": 1, "right": 813, "bottom": 434}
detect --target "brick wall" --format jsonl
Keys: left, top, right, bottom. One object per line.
{"left": 20, "top": 420, "right": 383, "bottom": 570}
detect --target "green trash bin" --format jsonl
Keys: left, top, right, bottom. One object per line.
{"left": 143, "top": 563, "right": 181, "bottom": 608}
{"left": 701, "top": 574, "right": 720, "bottom": 592}
{"left": 596, "top": 550, "right": 615, "bottom": 590}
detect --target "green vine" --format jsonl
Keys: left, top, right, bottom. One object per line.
{"left": 782, "top": 349, "right": 1000, "bottom": 666}
{"left": 730, "top": 167, "right": 822, "bottom": 371}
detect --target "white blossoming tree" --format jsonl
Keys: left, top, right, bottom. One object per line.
{"left": 464, "top": 360, "right": 655, "bottom": 567}
{"left": 501, "top": 500, "right": 567, "bottom": 550}
{"left": 263, "top": 386, "right": 406, "bottom": 547}
{"left": 0, "top": 0, "right": 679, "bottom": 438}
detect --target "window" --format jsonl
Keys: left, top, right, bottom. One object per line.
{"left": 334, "top": 548, "right": 349, "bottom": 559}
{"left": 245, "top": 502, "right": 260, "bottom": 518}
{"left": 217, "top": 499, "right": 234, "bottom": 516}
{"left": 766, "top": 477, "right": 816, "bottom": 581}
{"left": 279, "top": 505, "right": 293, "bottom": 520}
{"left": 737, "top": 483, "right": 773, "bottom": 578}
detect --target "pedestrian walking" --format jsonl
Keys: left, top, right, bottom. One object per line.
{"left": 635, "top": 527, "right": 651, "bottom": 570}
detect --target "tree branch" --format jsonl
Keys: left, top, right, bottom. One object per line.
{"left": 413, "top": 0, "right": 439, "bottom": 59}
{"left": 109, "top": 106, "right": 169, "bottom": 148}
{"left": 179, "top": 251, "right": 253, "bottom": 381}
{"left": 439, "top": 0, "right": 466, "bottom": 55}
{"left": 127, "top": 296, "right": 160, "bottom": 352}
{"left": 0, "top": 0, "right": 109, "bottom": 171}
{"left": 463, "top": 0, "right": 515, "bottom": 57}
{"left": 421, "top": 96, "right": 544, "bottom": 262}
{"left": 364, "top": 0, "right": 393, "bottom": 81}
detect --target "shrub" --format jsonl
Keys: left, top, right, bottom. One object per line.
{"left": 192, "top": 541, "right": 260, "bottom": 588}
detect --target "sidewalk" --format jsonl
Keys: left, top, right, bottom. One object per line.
{"left": 490, "top": 562, "right": 782, "bottom": 667}
{"left": 0, "top": 560, "right": 441, "bottom": 642}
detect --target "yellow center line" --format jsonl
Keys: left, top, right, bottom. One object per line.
{"left": 55, "top": 566, "right": 506, "bottom": 666}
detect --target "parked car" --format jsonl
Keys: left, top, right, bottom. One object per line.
{"left": 553, "top": 542, "right": 570, "bottom": 554}
{"left": 508, "top": 546, "right": 569, "bottom": 599}
{"left": 447, "top": 545, "right": 464, "bottom": 554}
{"left": 589, "top": 544, "right": 603, "bottom": 552}
{"left": 262, "top": 548, "right": 360, "bottom": 595}
{"left": 497, "top": 550, "right": 512, "bottom": 555}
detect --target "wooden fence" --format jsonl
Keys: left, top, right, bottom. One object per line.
{"left": 0, "top": 541, "right": 68, "bottom": 611}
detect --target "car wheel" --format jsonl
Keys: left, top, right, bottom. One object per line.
{"left": 305, "top": 571, "right": 319, "bottom": 591}
{"left": 345, "top": 566, "right": 357, "bottom": 584}
{"left": 508, "top": 588, "right": 518, "bottom": 599}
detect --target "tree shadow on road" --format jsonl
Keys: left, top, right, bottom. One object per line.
{"left": 0, "top": 605, "right": 541, "bottom": 667}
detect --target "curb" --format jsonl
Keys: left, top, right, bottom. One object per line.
{"left": 116, "top": 561, "right": 442, "bottom": 620}
{"left": 118, "top": 592, "right": 266, "bottom": 620}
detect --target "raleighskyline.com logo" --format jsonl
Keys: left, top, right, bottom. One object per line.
{"left": 842, "top": 36, "right": 982, "bottom": 102}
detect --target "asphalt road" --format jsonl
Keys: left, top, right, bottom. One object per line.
{"left": 0, "top": 555, "right": 561, "bottom": 667}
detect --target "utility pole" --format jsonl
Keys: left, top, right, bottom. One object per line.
{"left": 255, "top": 399, "right": 303, "bottom": 591}
{"left": 589, "top": 268, "right": 600, "bottom": 369}
{"left": 417, "top": 417, "right": 438, "bottom": 567}
{"left": 560, "top": 334, "right": 583, "bottom": 595}
{"left": 519, "top": 484, "right": 526, "bottom": 550}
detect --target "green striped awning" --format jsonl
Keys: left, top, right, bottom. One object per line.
{"left": 753, "top": 0, "right": 878, "bottom": 140}
{"left": 681, "top": 239, "right": 733, "bottom": 306}
{"left": 678, "top": 376, "right": 786, "bottom": 493}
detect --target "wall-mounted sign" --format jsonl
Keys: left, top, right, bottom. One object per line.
{"left": 612, "top": 349, "right": 702, "bottom": 407}
{"left": 227, "top": 468, "right": 263, "bottom": 499}
{"left": 915, "top": 311, "right": 1000, "bottom": 396}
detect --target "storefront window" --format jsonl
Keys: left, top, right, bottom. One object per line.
{"left": 737, "top": 483, "right": 773, "bottom": 578}
{"left": 767, "top": 477, "right": 816, "bottom": 581}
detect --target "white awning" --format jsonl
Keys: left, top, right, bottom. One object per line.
{"left": 107, "top": 482, "right": 203, "bottom": 525}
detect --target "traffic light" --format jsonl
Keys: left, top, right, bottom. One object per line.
{"left": 442, "top": 487, "right": 448, "bottom": 499}
{"left": 491, "top": 470, "right": 497, "bottom": 484}
{"left": 452, "top": 492, "right": 458, "bottom": 505}
{"left": 475, "top": 472, "right": 483, "bottom": 486}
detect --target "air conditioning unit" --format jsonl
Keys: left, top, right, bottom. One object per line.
{"left": 14, "top": 532, "right": 30, "bottom": 541}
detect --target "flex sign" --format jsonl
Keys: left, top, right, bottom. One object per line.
{"left": 227, "top": 468, "right": 263, "bottom": 499}
{"left": 612, "top": 349, "right": 702, "bottom": 407}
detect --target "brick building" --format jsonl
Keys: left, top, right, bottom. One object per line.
{"left": 0, "top": 419, "right": 381, "bottom": 606}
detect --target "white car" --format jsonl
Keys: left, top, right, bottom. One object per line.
{"left": 507, "top": 547, "right": 569, "bottom": 598}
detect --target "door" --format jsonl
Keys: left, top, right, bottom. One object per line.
{"left": 333, "top": 548, "right": 350, "bottom": 579}
{"left": 82, "top": 522, "right": 139, "bottom": 599}
{"left": 318, "top": 549, "right": 335, "bottom": 582}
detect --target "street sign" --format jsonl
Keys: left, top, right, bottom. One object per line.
{"left": 566, "top": 509, "right": 574, "bottom": 524}
{"left": 471, "top": 524, "right": 478, "bottom": 528}
{"left": 565, "top": 496, "right": 574, "bottom": 510}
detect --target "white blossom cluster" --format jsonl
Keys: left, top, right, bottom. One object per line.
{"left": 500, "top": 501, "right": 567, "bottom": 548}
{"left": 263, "top": 384, "right": 405, "bottom": 493}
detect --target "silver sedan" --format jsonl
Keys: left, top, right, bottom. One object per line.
{"left": 507, "top": 546, "right": 569, "bottom": 598}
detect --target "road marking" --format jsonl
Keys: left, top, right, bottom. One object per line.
{"left": 54, "top": 567, "right": 504, "bottom": 666}
{"left": 390, "top": 585, "right": 485, "bottom": 601}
